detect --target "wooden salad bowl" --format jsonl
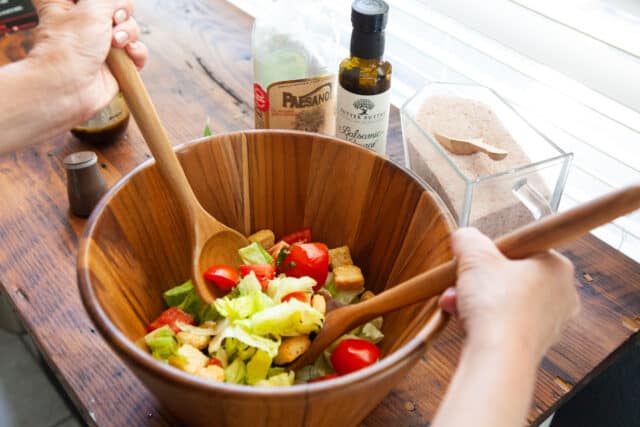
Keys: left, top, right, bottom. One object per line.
{"left": 78, "top": 130, "right": 456, "bottom": 427}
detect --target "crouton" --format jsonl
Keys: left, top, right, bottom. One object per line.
{"left": 311, "top": 294, "right": 326, "bottom": 315}
{"left": 169, "top": 344, "right": 209, "bottom": 374}
{"left": 333, "top": 265, "right": 365, "bottom": 291}
{"left": 195, "top": 365, "right": 225, "bottom": 382}
{"left": 176, "top": 331, "right": 210, "bottom": 350}
{"left": 268, "top": 240, "right": 290, "bottom": 259}
{"left": 359, "top": 290, "right": 375, "bottom": 302}
{"left": 328, "top": 246, "right": 354, "bottom": 269}
{"left": 274, "top": 335, "right": 311, "bottom": 365}
{"left": 248, "top": 229, "right": 275, "bottom": 250}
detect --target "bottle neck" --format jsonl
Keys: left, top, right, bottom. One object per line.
{"left": 350, "top": 30, "right": 385, "bottom": 60}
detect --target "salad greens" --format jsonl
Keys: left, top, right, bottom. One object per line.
{"left": 142, "top": 229, "right": 384, "bottom": 387}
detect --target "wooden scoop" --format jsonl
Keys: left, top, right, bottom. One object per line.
{"left": 291, "top": 184, "right": 640, "bottom": 370}
{"left": 434, "top": 132, "right": 508, "bottom": 160}
{"left": 106, "top": 49, "right": 249, "bottom": 304}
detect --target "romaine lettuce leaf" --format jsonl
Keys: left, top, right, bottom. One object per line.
{"left": 144, "top": 325, "right": 178, "bottom": 360}
{"left": 324, "top": 273, "right": 362, "bottom": 304}
{"left": 163, "top": 281, "right": 194, "bottom": 307}
{"left": 208, "top": 325, "right": 280, "bottom": 358}
{"left": 267, "top": 276, "right": 316, "bottom": 303}
{"left": 224, "top": 358, "right": 246, "bottom": 384}
{"left": 246, "top": 350, "right": 272, "bottom": 385}
{"left": 238, "top": 242, "right": 273, "bottom": 265}
{"left": 236, "top": 300, "right": 324, "bottom": 337}
{"left": 294, "top": 354, "right": 333, "bottom": 383}
{"left": 214, "top": 273, "right": 275, "bottom": 320}
{"left": 255, "top": 371, "right": 295, "bottom": 387}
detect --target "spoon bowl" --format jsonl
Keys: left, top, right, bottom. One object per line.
{"left": 434, "top": 132, "right": 509, "bottom": 160}
{"left": 194, "top": 228, "right": 249, "bottom": 301}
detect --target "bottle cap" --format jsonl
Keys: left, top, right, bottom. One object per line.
{"left": 351, "top": 0, "right": 389, "bottom": 33}
{"left": 63, "top": 151, "right": 98, "bottom": 170}
{"left": 63, "top": 151, "right": 108, "bottom": 217}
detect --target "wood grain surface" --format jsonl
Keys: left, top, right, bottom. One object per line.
{"left": 1, "top": 1, "right": 639, "bottom": 426}
{"left": 78, "top": 130, "right": 455, "bottom": 427}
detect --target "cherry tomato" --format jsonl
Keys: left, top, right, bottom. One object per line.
{"left": 308, "top": 373, "right": 339, "bottom": 383}
{"left": 330, "top": 339, "right": 380, "bottom": 375}
{"left": 147, "top": 307, "right": 194, "bottom": 333}
{"left": 279, "top": 228, "right": 312, "bottom": 245}
{"left": 282, "top": 291, "right": 309, "bottom": 303}
{"left": 239, "top": 264, "right": 276, "bottom": 290}
{"left": 208, "top": 358, "right": 223, "bottom": 368}
{"left": 280, "top": 243, "right": 329, "bottom": 291}
{"left": 203, "top": 265, "right": 239, "bottom": 291}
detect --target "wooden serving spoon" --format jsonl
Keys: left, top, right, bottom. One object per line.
{"left": 433, "top": 132, "right": 508, "bottom": 160}
{"left": 291, "top": 184, "right": 640, "bottom": 370}
{"left": 106, "top": 49, "right": 250, "bottom": 304}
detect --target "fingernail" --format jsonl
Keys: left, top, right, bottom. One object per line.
{"left": 128, "top": 41, "right": 140, "bottom": 49}
{"left": 114, "top": 31, "right": 129, "bottom": 45}
{"left": 114, "top": 9, "right": 127, "bottom": 24}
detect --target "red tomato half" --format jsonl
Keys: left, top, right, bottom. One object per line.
{"left": 279, "top": 228, "right": 312, "bottom": 245}
{"left": 239, "top": 264, "right": 276, "bottom": 290}
{"left": 308, "top": 373, "right": 339, "bottom": 383}
{"left": 203, "top": 265, "right": 239, "bottom": 292}
{"left": 147, "top": 307, "right": 194, "bottom": 333}
{"left": 208, "top": 358, "right": 223, "bottom": 368}
{"left": 282, "top": 291, "right": 309, "bottom": 303}
{"left": 330, "top": 339, "right": 380, "bottom": 375}
{"left": 280, "top": 243, "right": 329, "bottom": 291}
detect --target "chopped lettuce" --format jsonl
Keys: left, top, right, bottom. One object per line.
{"left": 267, "top": 367, "right": 286, "bottom": 378}
{"left": 163, "top": 281, "right": 194, "bottom": 307}
{"left": 178, "top": 292, "right": 203, "bottom": 317}
{"left": 208, "top": 325, "right": 280, "bottom": 358}
{"left": 324, "top": 273, "right": 362, "bottom": 304}
{"left": 295, "top": 354, "right": 333, "bottom": 383}
{"left": 237, "top": 343, "right": 257, "bottom": 361}
{"left": 267, "top": 276, "right": 316, "bottom": 303}
{"left": 246, "top": 350, "right": 272, "bottom": 385}
{"left": 358, "top": 322, "right": 384, "bottom": 344}
{"left": 255, "top": 371, "right": 295, "bottom": 387}
{"left": 214, "top": 273, "right": 275, "bottom": 320}
{"left": 236, "top": 300, "right": 324, "bottom": 337}
{"left": 225, "top": 358, "right": 246, "bottom": 384}
{"left": 162, "top": 280, "right": 204, "bottom": 317}
{"left": 144, "top": 325, "right": 178, "bottom": 361}
{"left": 239, "top": 242, "right": 273, "bottom": 265}
{"left": 198, "top": 304, "right": 221, "bottom": 323}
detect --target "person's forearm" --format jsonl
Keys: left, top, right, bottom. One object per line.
{"left": 432, "top": 336, "right": 539, "bottom": 427}
{"left": 1, "top": 55, "right": 83, "bottom": 155}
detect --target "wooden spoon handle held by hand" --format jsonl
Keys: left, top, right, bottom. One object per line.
{"left": 106, "top": 49, "right": 249, "bottom": 305}
{"left": 106, "top": 49, "right": 206, "bottom": 225}
{"left": 293, "top": 184, "right": 640, "bottom": 369}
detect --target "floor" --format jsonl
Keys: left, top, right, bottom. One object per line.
{"left": 0, "top": 292, "right": 84, "bottom": 427}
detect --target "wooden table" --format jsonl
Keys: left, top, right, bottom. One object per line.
{"left": 1, "top": 1, "right": 639, "bottom": 426}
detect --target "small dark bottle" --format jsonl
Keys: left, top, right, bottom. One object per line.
{"left": 335, "top": 0, "right": 392, "bottom": 155}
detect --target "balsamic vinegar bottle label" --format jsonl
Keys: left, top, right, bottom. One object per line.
{"left": 254, "top": 75, "right": 337, "bottom": 135}
{"left": 336, "top": 86, "right": 391, "bottom": 155}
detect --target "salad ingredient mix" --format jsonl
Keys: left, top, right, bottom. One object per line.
{"left": 141, "top": 228, "right": 384, "bottom": 386}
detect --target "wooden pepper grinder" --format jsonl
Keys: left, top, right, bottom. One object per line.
{"left": 63, "top": 151, "right": 108, "bottom": 217}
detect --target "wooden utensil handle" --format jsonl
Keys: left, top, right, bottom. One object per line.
{"left": 106, "top": 49, "right": 201, "bottom": 220}
{"left": 348, "top": 184, "right": 640, "bottom": 326}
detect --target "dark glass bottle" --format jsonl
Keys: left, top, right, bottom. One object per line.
{"left": 335, "top": 0, "right": 392, "bottom": 155}
{"left": 71, "top": 93, "right": 130, "bottom": 144}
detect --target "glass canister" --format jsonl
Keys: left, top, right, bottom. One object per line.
{"left": 401, "top": 82, "right": 573, "bottom": 238}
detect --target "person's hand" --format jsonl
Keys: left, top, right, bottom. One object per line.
{"left": 439, "top": 228, "right": 580, "bottom": 362}
{"left": 29, "top": 0, "right": 148, "bottom": 121}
